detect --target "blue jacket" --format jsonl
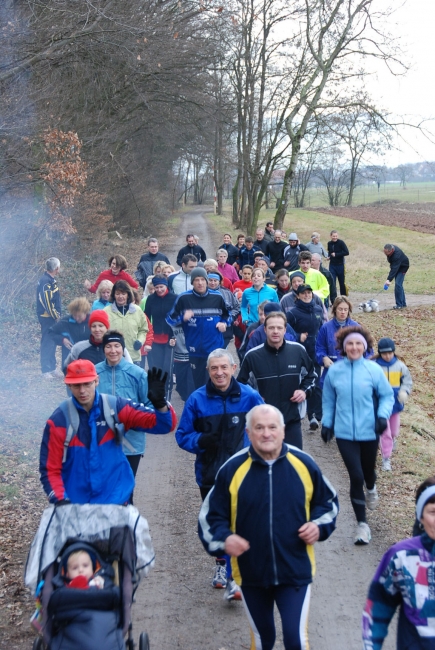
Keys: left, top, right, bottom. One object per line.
{"left": 241, "top": 285, "right": 279, "bottom": 323}
{"left": 166, "top": 289, "right": 231, "bottom": 358}
{"left": 199, "top": 443, "right": 338, "bottom": 588}
{"left": 40, "top": 391, "right": 176, "bottom": 504}
{"left": 315, "top": 317, "right": 361, "bottom": 386}
{"left": 95, "top": 358, "right": 152, "bottom": 454}
{"left": 176, "top": 378, "right": 264, "bottom": 488}
{"left": 322, "top": 357, "right": 394, "bottom": 441}
{"left": 375, "top": 356, "right": 413, "bottom": 415}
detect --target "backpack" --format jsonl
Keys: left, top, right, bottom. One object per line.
{"left": 62, "top": 394, "right": 126, "bottom": 462}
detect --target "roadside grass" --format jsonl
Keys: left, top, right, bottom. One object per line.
{"left": 357, "top": 305, "right": 435, "bottom": 544}
{"left": 292, "top": 181, "right": 435, "bottom": 208}
{"left": 212, "top": 202, "right": 435, "bottom": 294}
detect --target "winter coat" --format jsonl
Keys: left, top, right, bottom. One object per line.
{"left": 176, "top": 377, "right": 264, "bottom": 488}
{"left": 238, "top": 340, "right": 316, "bottom": 424}
{"left": 136, "top": 252, "right": 170, "bottom": 288}
{"left": 49, "top": 316, "right": 90, "bottom": 366}
{"left": 281, "top": 291, "right": 328, "bottom": 322}
{"left": 218, "top": 243, "right": 239, "bottom": 266}
{"left": 363, "top": 533, "right": 435, "bottom": 650}
{"left": 375, "top": 356, "right": 412, "bottom": 414}
{"left": 240, "top": 285, "right": 280, "bottom": 323}
{"left": 36, "top": 271, "right": 61, "bottom": 319}
{"left": 315, "top": 317, "right": 362, "bottom": 386}
{"left": 254, "top": 238, "right": 269, "bottom": 254}
{"left": 385, "top": 245, "right": 410, "bottom": 280}
{"left": 322, "top": 357, "right": 394, "bottom": 441}
{"left": 199, "top": 443, "right": 338, "bottom": 587}
{"left": 39, "top": 391, "right": 176, "bottom": 504}
{"left": 327, "top": 239, "right": 349, "bottom": 267}
{"left": 96, "top": 358, "right": 152, "bottom": 454}
{"left": 218, "top": 262, "right": 239, "bottom": 285}
{"left": 286, "top": 299, "right": 324, "bottom": 362}
{"left": 87, "top": 269, "right": 138, "bottom": 294}
{"left": 166, "top": 289, "right": 231, "bottom": 359}
{"left": 176, "top": 244, "right": 206, "bottom": 266}
{"left": 104, "top": 302, "right": 148, "bottom": 363}
{"left": 283, "top": 243, "right": 309, "bottom": 272}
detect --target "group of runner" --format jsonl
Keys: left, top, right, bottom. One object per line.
{"left": 34, "top": 224, "right": 427, "bottom": 650}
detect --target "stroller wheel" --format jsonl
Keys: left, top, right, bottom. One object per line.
{"left": 32, "top": 638, "right": 44, "bottom": 650}
{"left": 139, "top": 632, "right": 150, "bottom": 650}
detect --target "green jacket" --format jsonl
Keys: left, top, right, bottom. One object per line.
{"left": 104, "top": 303, "right": 148, "bottom": 363}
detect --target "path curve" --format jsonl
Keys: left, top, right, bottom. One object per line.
{"left": 132, "top": 208, "right": 397, "bottom": 649}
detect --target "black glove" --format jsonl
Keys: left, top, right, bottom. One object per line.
{"left": 147, "top": 367, "right": 168, "bottom": 409}
{"left": 321, "top": 426, "right": 334, "bottom": 443}
{"left": 198, "top": 431, "right": 220, "bottom": 451}
{"left": 376, "top": 417, "right": 388, "bottom": 434}
{"left": 133, "top": 339, "right": 143, "bottom": 351}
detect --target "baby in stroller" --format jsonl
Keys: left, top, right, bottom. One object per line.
{"left": 25, "top": 503, "right": 153, "bottom": 650}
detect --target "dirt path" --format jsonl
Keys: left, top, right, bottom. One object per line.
{"left": 131, "top": 208, "right": 398, "bottom": 649}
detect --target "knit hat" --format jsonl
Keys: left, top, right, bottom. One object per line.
{"left": 289, "top": 233, "right": 298, "bottom": 240}
{"left": 296, "top": 284, "right": 313, "bottom": 295}
{"left": 102, "top": 331, "right": 126, "bottom": 350}
{"left": 64, "top": 360, "right": 98, "bottom": 384}
{"left": 152, "top": 275, "right": 168, "bottom": 287}
{"left": 263, "top": 302, "right": 283, "bottom": 316}
{"left": 88, "top": 309, "right": 110, "bottom": 329}
{"left": 290, "top": 271, "right": 305, "bottom": 282}
{"left": 191, "top": 267, "right": 208, "bottom": 282}
{"left": 378, "top": 337, "right": 395, "bottom": 353}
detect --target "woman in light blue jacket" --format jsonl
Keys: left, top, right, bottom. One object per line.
{"left": 240, "top": 268, "right": 279, "bottom": 324}
{"left": 322, "top": 325, "right": 394, "bottom": 546}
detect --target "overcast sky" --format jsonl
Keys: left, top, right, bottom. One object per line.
{"left": 365, "top": 0, "right": 435, "bottom": 166}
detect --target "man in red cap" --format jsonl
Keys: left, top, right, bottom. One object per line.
{"left": 39, "top": 359, "right": 177, "bottom": 504}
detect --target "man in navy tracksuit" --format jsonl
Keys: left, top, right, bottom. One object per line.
{"left": 176, "top": 348, "right": 263, "bottom": 600}
{"left": 199, "top": 403, "right": 338, "bottom": 650}
{"left": 166, "top": 267, "right": 231, "bottom": 388}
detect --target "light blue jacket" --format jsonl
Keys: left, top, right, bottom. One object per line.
{"left": 322, "top": 357, "right": 394, "bottom": 441}
{"left": 241, "top": 285, "right": 279, "bottom": 323}
{"left": 95, "top": 358, "right": 152, "bottom": 454}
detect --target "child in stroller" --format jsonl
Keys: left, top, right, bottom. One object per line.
{"left": 25, "top": 503, "right": 153, "bottom": 650}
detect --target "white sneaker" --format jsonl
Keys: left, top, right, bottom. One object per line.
{"left": 366, "top": 485, "right": 379, "bottom": 510}
{"left": 211, "top": 563, "right": 227, "bottom": 589}
{"left": 382, "top": 458, "right": 392, "bottom": 471}
{"left": 224, "top": 579, "right": 242, "bottom": 601}
{"left": 355, "top": 522, "right": 371, "bottom": 545}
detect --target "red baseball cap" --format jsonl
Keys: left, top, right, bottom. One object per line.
{"left": 64, "top": 360, "right": 98, "bottom": 384}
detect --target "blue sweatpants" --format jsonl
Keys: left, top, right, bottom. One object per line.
{"left": 241, "top": 583, "right": 311, "bottom": 650}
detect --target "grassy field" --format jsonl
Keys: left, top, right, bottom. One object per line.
{"left": 284, "top": 181, "right": 435, "bottom": 208}
{"left": 209, "top": 203, "right": 435, "bottom": 294}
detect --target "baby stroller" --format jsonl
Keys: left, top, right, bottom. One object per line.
{"left": 25, "top": 503, "right": 154, "bottom": 650}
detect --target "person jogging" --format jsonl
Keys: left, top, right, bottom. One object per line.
{"left": 363, "top": 475, "right": 435, "bottom": 649}
{"left": 199, "top": 403, "right": 338, "bottom": 650}
{"left": 321, "top": 325, "right": 394, "bottom": 545}
{"left": 373, "top": 337, "right": 412, "bottom": 471}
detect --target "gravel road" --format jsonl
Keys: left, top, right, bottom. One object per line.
{"left": 131, "top": 207, "right": 396, "bottom": 650}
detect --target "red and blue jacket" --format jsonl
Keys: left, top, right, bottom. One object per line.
{"left": 39, "top": 391, "right": 176, "bottom": 504}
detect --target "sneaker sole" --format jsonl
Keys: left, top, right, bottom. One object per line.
{"left": 224, "top": 592, "right": 242, "bottom": 601}
{"left": 309, "top": 422, "right": 319, "bottom": 431}
{"left": 212, "top": 584, "right": 226, "bottom": 589}
{"left": 354, "top": 538, "right": 370, "bottom": 545}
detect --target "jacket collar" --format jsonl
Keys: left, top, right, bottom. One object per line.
{"left": 192, "top": 288, "right": 209, "bottom": 298}
{"left": 264, "top": 340, "right": 286, "bottom": 354}
{"left": 249, "top": 442, "right": 288, "bottom": 465}
{"left": 205, "top": 376, "right": 241, "bottom": 400}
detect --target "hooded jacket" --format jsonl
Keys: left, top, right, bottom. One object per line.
{"left": 175, "top": 377, "right": 264, "bottom": 488}
{"left": 374, "top": 356, "right": 412, "bottom": 414}
{"left": 199, "top": 443, "right": 338, "bottom": 587}
{"left": 286, "top": 299, "right": 324, "bottom": 362}
{"left": 322, "top": 357, "right": 394, "bottom": 441}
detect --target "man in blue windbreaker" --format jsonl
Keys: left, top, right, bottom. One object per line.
{"left": 176, "top": 348, "right": 263, "bottom": 601}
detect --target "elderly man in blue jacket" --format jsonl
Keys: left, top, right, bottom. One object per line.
{"left": 176, "top": 348, "right": 264, "bottom": 601}
{"left": 199, "top": 403, "right": 338, "bottom": 649}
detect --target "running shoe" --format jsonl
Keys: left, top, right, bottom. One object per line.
{"left": 224, "top": 579, "right": 242, "bottom": 601}
{"left": 309, "top": 416, "right": 319, "bottom": 431}
{"left": 392, "top": 305, "right": 402, "bottom": 310}
{"left": 366, "top": 485, "right": 379, "bottom": 510}
{"left": 355, "top": 522, "right": 371, "bottom": 545}
{"left": 212, "top": 563, "right": 227, "bottom": 589}
{"left": 382, "top": 458, "right": 392, "bottom": 471}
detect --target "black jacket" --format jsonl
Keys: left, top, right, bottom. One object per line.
{"left": 176, "top": 244, "right": 206, "bottom": 266}
{"left": 254, "top": 238, "right": 269, "bottom": 254}
{"left": 386, "top": 246, "right": 409, "bottom": 280}
{"left": 144, "top": 291, "right": 177, "bottom": 336}
{"left": 266, "top": 240, "right": 288, "bottom": 270}
{"left": 286, "top": 300, "right": 324, "bottom": 362}
{"left": 283, "top": 243, "right": 309, "bottom": 272}
{"left": 136, "top": 252, "right": 170, "bottom": 287}
{"left": 327, "top": 239, "right": 349, "bottom": 266}
{"left": 49, "top": 316, "right": 90, "bottom": 365}
{"left": 238, "top": 340, "right": 316, "bottom": 424}
{"left": 218, "top": 243, "right": 239, "bottom": 266}
{"left": 36, "top": 271, "right": 61, "bottom": 319}
{"left": 320, "top": 265, "right": 337, "bottom": 304}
